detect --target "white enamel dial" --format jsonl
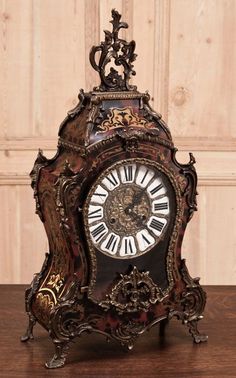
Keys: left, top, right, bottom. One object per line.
{"left": 84, "top": 160, "right": 171, "bottom": 259}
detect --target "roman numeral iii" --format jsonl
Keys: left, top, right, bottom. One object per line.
{"left": 154, "top": 202, "right": 168, "bottom": 211}
{"left": 149, "top": 218, "right": 164, "bottom": 232}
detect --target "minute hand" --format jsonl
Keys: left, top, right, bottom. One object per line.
{"left": 132, "top": 187, "right": 147, "bottom": 206}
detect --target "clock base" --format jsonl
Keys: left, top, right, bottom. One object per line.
{"left": 21, "top": 259, "right": 208, "bottom": 369}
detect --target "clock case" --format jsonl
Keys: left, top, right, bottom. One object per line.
{"left": 21, "top": 10, "right": 207, "bottom": 368}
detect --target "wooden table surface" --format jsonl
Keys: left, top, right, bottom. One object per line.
{"left": 0, "top": 285, "right": 235, "bottom": 377}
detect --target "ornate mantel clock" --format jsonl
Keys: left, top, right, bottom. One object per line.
{"left": 21, "top": 10, "right": 208, "bottom": 368}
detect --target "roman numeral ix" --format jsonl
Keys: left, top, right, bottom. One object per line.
{"left": 88, "top": 208, "right": 102, "bottom": 219}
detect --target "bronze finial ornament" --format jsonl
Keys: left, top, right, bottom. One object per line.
{"left": 21, "top": 10, "right": 207, "bottom": 368}
{"left": 90, "top": 9, "right": 137, "bottom": 91}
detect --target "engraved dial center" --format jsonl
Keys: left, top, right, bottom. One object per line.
{"left": 104, "top": 184, "right": 151, "bottom": 235}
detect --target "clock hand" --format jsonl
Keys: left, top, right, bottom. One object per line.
{"left": 124, "top": 188, "right": 146, "bottom": 214}
{"left": 127, "top": 208, "right": 147, "bottom": 227}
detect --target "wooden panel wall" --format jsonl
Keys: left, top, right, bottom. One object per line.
{"left": 0, "top": 0, "right": 235, "bottom": 284}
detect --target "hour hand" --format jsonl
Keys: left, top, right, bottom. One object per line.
{"left": 127, "top": 209, "right": 146, "bottom": 227}
{"left": 124, "top": 189, "right": 146, "bottom": 214}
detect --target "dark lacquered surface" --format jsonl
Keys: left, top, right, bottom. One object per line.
{"left": 0, "top": 285, "right": 235, "bottom": 377}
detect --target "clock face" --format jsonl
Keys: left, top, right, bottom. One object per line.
{"left": 84, "top": 160, "right": 171, "bottom": 259}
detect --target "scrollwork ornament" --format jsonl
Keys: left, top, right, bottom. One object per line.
{"left": 54, "top": 161, "right": 76, "bottom": 231}
{"left": 168, "top": 259, "right": 208, "bottom": 344}
{"left": 111, "top": 321, "right": 145, "bottom": 350}
{"left": 89, "top": 9, "right": 137, "bottom": 91}
{"left": 54, "top": 165, "right": 88, "bottom": 247}
{"left": 58, "top": 89, "right": 86, "bottom": 136}
{"left": 123, "top": 136, "right": 139, "bottom": 152}
{"left": 30, "top": 149, "right": 49, "bottom": 221}
{"left": 21, "top": 253, "right": 50, "bottom": 341}
{"left": 116, "top": 126, "right": 144, "bottom": 151}
{"left": 172, "top": 149, "right": 198, "bottom": 221}
{"left": 99, "top": 267, "right": 165, "bottom": 314}
{"left": 49, "top": 276, "right": 84, "bottom": 339}
{"left": 142, "top": 100, "right": 172, "bottom": 141}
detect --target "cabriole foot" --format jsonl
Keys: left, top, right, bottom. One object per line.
{"left": 187, "top": 319, "right": 208, "bottom": 344}
{"left": 45, "top": 341, "right": 70, "bottom": 369}
{"left": 21, "top": 314, "right": 36, "bottom": 342}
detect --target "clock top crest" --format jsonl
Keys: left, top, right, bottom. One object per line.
{"left": 21, "top": 10, "right": 207, "bottom": 369}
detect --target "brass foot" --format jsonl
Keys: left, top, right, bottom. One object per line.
{"left": 45, "top": 342, "right": 69, "bottom": 369}
{"left": 21, "top": 314, "right": 36, "bottom": 342}
{"left": 186, "top": 319, "right": 208, "bottom": 344}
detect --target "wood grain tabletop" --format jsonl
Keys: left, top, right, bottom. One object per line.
{"left": 0, "top": 285, "right": 235, "bottom": 377}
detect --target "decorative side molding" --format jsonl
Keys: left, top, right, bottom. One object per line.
{"left": 172, "top": 149, "right": 198, "bottom": 221}
{"left": 168, "top": 259, "right": 208, "bottom": 344}
{"left": 30, "top": 149, "right": 49, "bottom": 220}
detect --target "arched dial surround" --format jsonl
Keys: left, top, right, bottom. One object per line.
{"left": 84, "top": 159, "right": 171, "bottom": 259}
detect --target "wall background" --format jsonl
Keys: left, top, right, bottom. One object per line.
{"left": 0, "top": 0, "right": 235, "bottom": 284}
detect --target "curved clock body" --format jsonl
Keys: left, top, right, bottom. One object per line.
{"left": 26, "top": 90, "right": 204, "bottom": 342}
{"left": 21, "top": 11, "right": 207, "bottom": 368}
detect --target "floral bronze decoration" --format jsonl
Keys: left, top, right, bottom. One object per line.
{"left": 90, "top": 9, "right": 137, "bottom": 91}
